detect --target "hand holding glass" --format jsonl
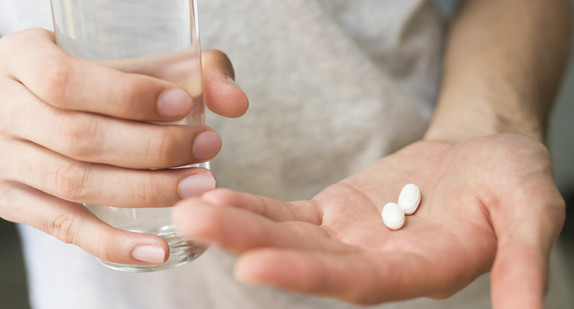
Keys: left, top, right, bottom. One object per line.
{"left": 50, "top": 0, "right": 208, "bottom": 272}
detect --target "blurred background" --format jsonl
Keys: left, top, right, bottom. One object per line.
{"left": 1, "top": 1, "right": 573, "bottom": 308}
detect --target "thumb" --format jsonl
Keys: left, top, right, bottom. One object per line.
{"left": 201, "top": 49, "right": 249, "bottom": 118}
{"left": 489, "top": 176, "right": 565, "bottom": 309}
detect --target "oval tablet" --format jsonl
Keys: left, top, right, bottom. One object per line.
{"left": 381, "top": 202, "right": 405, "bottom": 230}
{"left": 398, "top": 184, "right": 421, "bottom": 215}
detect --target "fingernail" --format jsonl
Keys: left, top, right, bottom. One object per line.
{"left": 193, "top": 131, "right": 222, "bottom": 161}
{"left": 178, "top": 173, "right": 216, "bottom": 198}
{"left": 132, "top": 245, "right": 166, "bottom": 264}
{"left": 157, "top": 89, "right": 194, "bottom": 118}
{"left": 226, "top": 75, "right": 239, "bottom": 89}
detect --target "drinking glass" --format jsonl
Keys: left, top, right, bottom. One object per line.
{"left": 50, "top": 0, "right": 208, "bottom": 272}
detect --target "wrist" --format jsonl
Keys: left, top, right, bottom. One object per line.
{"left": 423, "top": 95, "right": 546, "bottom": 143}
{"left": 424, "top": 118, "right": 545, "bottom": 144}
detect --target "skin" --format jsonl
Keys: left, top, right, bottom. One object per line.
{"left": 173, "top": 0, "right": 572, "bottom": 308}
{"left": 0, "top": 29, "right": 249, "bottom": 265}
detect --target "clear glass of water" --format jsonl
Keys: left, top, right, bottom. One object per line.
{"left": 50, "top": 0, "right": 208, "bottom": 272}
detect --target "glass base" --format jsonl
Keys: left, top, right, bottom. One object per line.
{"left": 96, "top": 225, "right": 208, "bottom": 273}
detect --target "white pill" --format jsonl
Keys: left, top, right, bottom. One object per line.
{"left": 381, "top": 202, "right": 405, "bottom": 230}
{"left": 398, "top": 184, "right": 421, "bottom": 215}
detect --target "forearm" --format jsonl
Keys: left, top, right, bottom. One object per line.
{"left": 425, "top": 0, "right": 572, "bottom": 143}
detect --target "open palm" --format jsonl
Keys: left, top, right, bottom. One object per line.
{"left": 173, "top": 134, "right": 564, "bottom": 308}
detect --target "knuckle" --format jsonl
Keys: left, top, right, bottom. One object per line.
{"left": 53, "top": 161, "right": 91, "bottom": 202}
{"left": 148, "top": 127, "right": 184, "bottom": 167}
{"left": 48, "top": 211, "right": 79, "bottom": 244}
{"left": 40, "top": 55, "right": 75, "bottom": 107}
{"left": 96, "top": 242, "right": 117, "bottom": 263}
{"left": 56, "top": 115, "right": 99, "bottom": 159}
{"left": 133, "top": 169, "right": 180, "bottom": 207}
{"left": 115, "top": 77, "right": 142, "bottom": 114}
{"left": 109, "top": 74, "right": 159, "bottom": 118}
{"left": 122, "top": 76, "right": 144, "bottom": 98}
{"left": 136, "top": 173, "right": 160, "bottom": 207}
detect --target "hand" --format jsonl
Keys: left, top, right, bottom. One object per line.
{"left": 173, "top": 134, "right": 564, "bottom": 308}
{"left": 0, "top": 29, "right": 248, "bottom": 265}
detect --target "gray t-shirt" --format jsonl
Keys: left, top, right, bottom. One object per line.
{"left": 1, "top": 0, "right": 571, "bottom": 308}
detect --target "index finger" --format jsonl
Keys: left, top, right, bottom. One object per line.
{"left": 1, "top": 29, "right": 194, "bottom": 122}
